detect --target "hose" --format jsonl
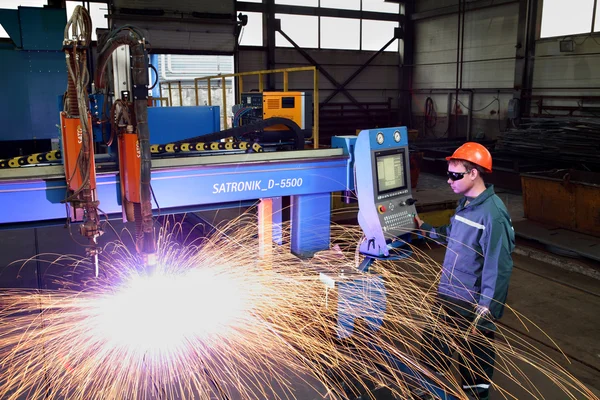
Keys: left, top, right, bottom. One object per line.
{"left": 95, "top": 27, "right": 155, "bottom": 257}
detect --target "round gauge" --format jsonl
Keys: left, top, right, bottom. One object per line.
{"left": 376, "top": 132, "right": 385, "bottom": 145}
{"left": 394, "top": 130, "right": 401, "bottom": 143}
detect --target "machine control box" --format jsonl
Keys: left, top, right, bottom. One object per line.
{"left": 354, "top": 127, "right": 417, "bottom": 258}
{"left": 240, "top": 91, "right": 312, "bottom": 130}
{"left": 371, "top": 146, "right": 417, "bottom": 233}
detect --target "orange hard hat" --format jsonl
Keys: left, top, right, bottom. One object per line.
{"left": 445, "top": 142, "right": 492, "bottom": 172}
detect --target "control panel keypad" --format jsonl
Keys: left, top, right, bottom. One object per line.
{"left": 383, "top": 210, "right": 414, "bottom": 228}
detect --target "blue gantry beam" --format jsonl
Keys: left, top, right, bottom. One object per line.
{"left": 0, "top": 150, "right": 348, "bottom": 225}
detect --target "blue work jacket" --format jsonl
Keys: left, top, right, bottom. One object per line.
{"left": 421, "top": 184, "right": 515, "bottom": 323}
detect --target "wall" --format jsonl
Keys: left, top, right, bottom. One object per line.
{"left": 110, "top": 0, "right": 237, "bottom": 53}
{"left": 411, "top": 1, "right": 519, "bottom": 140}
{"left": 531, "top": 36, "right": 600, "bottom": 117}
{"left": 410, "top": 0, "right": 600, "bottom": 139}
{"left": 238, "top": 48, "right": 400, "bottom": 103}
{"left": 0, "top": 48, "right": 66, "bottom": 142}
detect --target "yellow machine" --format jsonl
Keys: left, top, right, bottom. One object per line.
{"left": 239, "top": 91, "right": 312, "bottom": 131}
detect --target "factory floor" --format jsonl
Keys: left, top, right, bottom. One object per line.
{"left": 194, "top": 173, "right": 600, "bottom": 399}
{"left": 413, "top": 243, "right": 600, "bottom": 400}
{"left": 1, "top": 174, "right": 599, "bottom": 399}
{"left": 324, "top": 172, "right": 600, "bottom": 399}
{"left": 227, "top": 239, "right": 600, "bottom": 400}
{"left": 112, "top": 179, "right": 600, "bottom": 399}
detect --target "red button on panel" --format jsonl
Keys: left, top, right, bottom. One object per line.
{"left": 378, "top": 205, "right": 386, "bottom": 214}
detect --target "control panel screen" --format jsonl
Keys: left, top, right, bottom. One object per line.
{"left": 375, "top": 149, "right": 407, "bottom": 194}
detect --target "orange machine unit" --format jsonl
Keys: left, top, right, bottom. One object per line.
{"left": 60, "top": 112, "right": 97, "bottom": 193}
{"left": 240, "top": 91, "right": 312, "bottom": 131}
{"left": 118, "top": 127, "right": 142, "bottom": 222}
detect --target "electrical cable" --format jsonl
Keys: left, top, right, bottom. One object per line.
{"left": 149, "top": 64, "right": 159, "bottom": 90}
{"left": 423, "top": 97, "right": 449, "bottom": 139}
{"left": 456, "top": 97, "right": 499, "bottom": 112}
{"left": 424, "top": 97, "right": 437, "bottom": 128}
{"left": 150, "top": 184, "right": 161, "bottom": 217}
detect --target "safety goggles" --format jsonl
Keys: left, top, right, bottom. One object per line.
{"left": 447, "top": 170, "right": 472, "bottom": 181}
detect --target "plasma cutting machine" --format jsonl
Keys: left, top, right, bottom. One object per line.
{"left": 0, "top": 119, "right": 454, "bottom": 398}
{"left": 0, "top": 6, "right": 326, "bottom": 271}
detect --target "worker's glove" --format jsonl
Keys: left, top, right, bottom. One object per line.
{"left": 414, "top": 215, "right": 426, "bottom": 238}
{"left": 473, "top": 305, "right": 495, "bottom": 333}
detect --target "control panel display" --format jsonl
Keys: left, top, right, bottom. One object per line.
{"left": 376, "top": 149, "right": 406, "bottom": 194}
{"left": 354, "top": 127, "right": 417, "bottom": 258}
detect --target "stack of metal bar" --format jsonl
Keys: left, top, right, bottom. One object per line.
{"left": 496, "top": 118, "right": 600, "bottom": 169}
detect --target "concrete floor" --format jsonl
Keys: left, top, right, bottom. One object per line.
{"left": 199, "top": 243, "right": 600, "bottom": 400}
{"left": 420, "top": 244, "right": 600, "bottom": 400}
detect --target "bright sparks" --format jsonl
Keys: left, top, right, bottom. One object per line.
{"left": 93, "top": 267, "right": 252, "bottom": 355}
{"left": 0, "top": 212, "right": 597, "bottom": 400}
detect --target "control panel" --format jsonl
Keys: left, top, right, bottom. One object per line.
{"left": 354, "top": 127, "right": 417, "bottom": 258}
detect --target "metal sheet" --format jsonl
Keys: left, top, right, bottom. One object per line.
{"left": 18, "top": 7, "right": 66, "bottom": 51}
{"left": 0, "top": 50, "right": 66, "bottom": 141}
{"left": 0, "top": 156, "right": 348, "bottom": 225}
{"left": 148, "top": 106, "right": 221, "bottom": 144}
{"left": 521, "top": 170, "right": 600, "bottom": 237}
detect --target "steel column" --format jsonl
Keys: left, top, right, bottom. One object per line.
{"left": 272, "top": 196, "right": 283, "bottom": 245}
{"left": 290, "top": 193, "right": 331, "bottom": 258}
{"left": 258, "top": 198, "right": 273, "bottom": 260}
{"left": 400, "top": 1, "right": 414, "bottom": 126}
{"left": 266, "top": 0, "right": 276, "bottom": 89}
{"left": 513, "top": 0, "right": 538, "bottom": 119}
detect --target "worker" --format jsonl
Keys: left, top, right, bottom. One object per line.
{"left": 414, "top": 142, "right": 515, "bottom": 400}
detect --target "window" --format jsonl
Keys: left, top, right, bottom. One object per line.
{"left": 239, "top": 12, "right": 263, "bottom": 46}
{"left": 320, "top": 17, "right": 360, "bottom": 50}
{"left": 362, "top": 19, "right": 398, "bottom": 51}
{"left": 276, "top": 14, "right": 318, "bottom": 48}
{"left": 362, "top": 0, "right": 399, "bottom": 14}
{"left": 66, "top": 1, "right": 108, "bottom": 41}
{"left": 0, "top": 0, "right": 47, "bottom": 39}
{"left": 540, "top": 0, "right": 596, "bottom": 38}
{"left": 275, "top": 0, "right": 318, "bottom": 6}
{"left": 320, "top": 0, "right": 360, "bottom": 10}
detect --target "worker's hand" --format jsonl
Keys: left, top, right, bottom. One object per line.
{"left": 472, "top": 306, "right": 491, "bottom": 334}
{"left": 414, "top": 215, "right": 426, "bottom": 236}
{"left": 414, "top": 215, "right": 424, "bottom": 228}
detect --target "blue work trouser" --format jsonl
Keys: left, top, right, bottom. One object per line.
{"left": 421, "top": 296, "right": 496, "bottom": 400}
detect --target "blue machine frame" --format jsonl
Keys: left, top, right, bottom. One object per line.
{"left": 147, "top": 106, "right": 221, "bottom": 145}
{"left": 0, "top": 150, "right": 347, "bottom": 258}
